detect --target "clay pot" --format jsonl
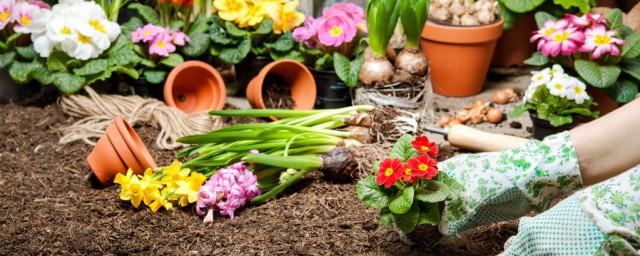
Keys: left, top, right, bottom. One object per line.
{"left": 587, "top": 86, "right": 621, "bottom": 117}
{"left": 421, "top": 18, "right": 504, "bottom": 97}
{"left": 87, "top": 116, "right": 157, "bottom": 186}
{"left": 164, "top": 60, "right": 226, "bottom": 114}
{"left": 491, "top": 13, "right": 537, "bottom": 68}
{"left": 246, "top": 59, "right": 317, "bottom": 116}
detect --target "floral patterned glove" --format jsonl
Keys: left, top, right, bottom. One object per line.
{"left": 502, "top": 165, "right": 640, "bottom": 255}
{"left": 438, "top": 132, "right": 583, "bottom": 236}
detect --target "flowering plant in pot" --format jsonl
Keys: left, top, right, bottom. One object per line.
{"left": 422, "top": 0, "right": 503, "bottom": 97}
{"left": 510, "top": 65, "right": 598, "bottom": 139}
{"left": 121, "top": 1, "right": 212, "bottom": 88}
{"left": 9, "top": 0, "right": 139, "bottom": 94}
{"left": 525, "top": 10, "right": 640, "bottom": 106}
{"left": 356, "top": 134, "right": 463, "bottom": 244}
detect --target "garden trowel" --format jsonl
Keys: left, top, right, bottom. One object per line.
{"left": 424, "top": 124, "right": 529, "bottom": 152}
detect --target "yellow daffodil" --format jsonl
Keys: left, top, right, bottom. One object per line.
{"left": 238, "top": 3, "right": 266, "bottom": 28}
{"left": 160, "top": 161, "right": 190, "bottom": 190}
{"left": 175, "top": 172, "right": 207, "bottom": 207}
{"left": 114, "top": 168, "right": 135, "bottom": 187}
{"left": 149, "top": 196, "right": 174, "bottom": 213}
{"left": 272, "top": 0, "right": 304, "bottom": 34}
{"left": 214, "top": 0, "right": 249, "bottom": 22}
{"left": 119, "top": 175, "right": 144, "bottom": 208}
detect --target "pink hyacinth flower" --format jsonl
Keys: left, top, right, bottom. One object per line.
{"left": 170, "top": 29, "right": 190, "bottom": 46}
{"left": 131, "top": 24, "right": 161, "bottom": 43}
{"left": 12, "top": 1, "right": 40, "bottom": 33}
{"left": 292, "top": 16, "right": 318, "bottom": 44}
{"left": 540, "top": 27, "right": 584, "bottom": 57}
{"left": 149, "top": 32, "right": 176, "bottom": 57}
{"left": 28, "top": 0, "right": 49, "bottom": 9}
{"left": 323, "top": 3, "right": 367, "bottom": 33}
{"left": 317, "top": 14, "right": 357, "bottom": 47}
{"left": 579, "top": 24, "right": 626, "bottom": 59}
{"left": 0, "top": 0, "right": 14, "bottom": 30}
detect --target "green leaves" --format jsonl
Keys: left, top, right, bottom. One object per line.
{"left": 499, "top": 2, "right": 523, "bottom": 30}
{"left": 225, "top": 21, "right": 250, "bottom": 37}
{"left": 574, "top": 60, "right": 621, "bottom": 88}
{"left": 16, "top": 45, "right": 37, "bottom": 59}
{"left": 264, "top": 32, "right": 295, "bottom": 52}
{"left": 47, "top": 51, "right": 71, "bottom": 72}
{"left": 399, "top": 0, "right": 428, "bottom": 48}
{"left": 389, "top": 134, "right": 419, "bottom": 162}
{"left": 143, "top": 70, "right": 167, "bottom": 84}
{"left": 333, "top": 53, "right": 364, "bottom": 87}
{"left": 159, "top": 53, "right": 184, "bottom": 68}
{"left": 356, "top": 175, "right": 394, "bottom": 209}
{"left": 524, "top": 52, "right": 549, "bottom": 66}
{"left": 127, "top": 3, "right": 159, "bottom": 25}
{"left": 183, "top": 33, "right": 211, "bottom": 58}
{"left": 218, "top": 36, "right": 251, "bottom": 64}
{"left": 392, "top": 203, "right": 420, "bottom": 233}
{"left": 417, "top": 202, "right": 441, "bottom": 225}
{"left": 553, "top": 0, "right": 592, "bottom": 14}
{"left": 621, "top": 59, "right": 640, "bottom": 80}
{"left": 189, "top": 14, "right": 211, "bottom": 35}
{"left": 0, "top": 52, "right": 15, "bottom": 69}
{"left": 605, "top": 8, "right": 623, "bottom": 31}
{"left": 505, "top": 0, "right": 545, "bottom": 13}
{"left": 603, "top": 79, "right": 638, "bottom": 103}
{"left": 534, "top": 11, "right": 557, "bottom": 29}
{"left": 51, "top": 73, "right": 85, "bottom": 94}
{"left": 366, "top": 0, "right": 400, "bottom": 56}
{"left": 73, "top": 59, "right": 108, "bottom": 76}
{"left": 389, "top": 187, "right": 414, "bottom": 214}
{"left": 415, "top": 180, "right": 450, "bottom": 203}
{"left": 622, "top": 32, "right": 640, "bottom": 59}
{"left": 9, "top": 61, "right": 48, "bottom": 84}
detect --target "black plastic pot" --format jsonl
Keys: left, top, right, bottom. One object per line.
{"left": 0, "top": 69, "right": 59, "bottom": 106}
{"left": 124, "top": 75, "right": 164, "bottom": 101}
{"left": 308, "top": 67, "right": 352, "bottom": 109}
{"left": 234, "top": 55, "right": 272, "bottom": 96}
{"left": 529, "top": 111, "right": 583, "bottom": 140}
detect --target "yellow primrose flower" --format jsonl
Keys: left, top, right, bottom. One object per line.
{"left": 238, "top": 3, "right": 266, "bottom": 28}
{"left": 119, "top": 175, "right": 144, "bottom": 208}
{"left": 214, "top": 0, "right": 249, "bottom": 22}
{"left": 160, "top": 161, "right": 190, "bottom": 190}
{"left": 175, "top": 172, "right": 207, "bottom": 207}
{"left": 272, "top": 0, "right": 304, "bottom": 34}
{"left": 252, "top": 0, "right": 287, "bottom": 21}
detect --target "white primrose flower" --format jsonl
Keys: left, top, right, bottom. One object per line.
{"left": 25, "top": 9, "right": 53, "bottom": 57}
{"left": 566, "top": 79, "right": 590, "bottom": 104}
{"left": 76, "top": 1, "right": 120, "bottom": 50}
{"left": 550, "top": 64, "right": 564, "bottom": 78}
{"left": 531, "top": 68, "right": 552, "bottom": 87}
{"left": 46, "top": 16, "right": 78, "bottom": 54}
{"left": 547, "top": 76, "right": 570, "bottom": 97}
{"left": 523, "top": 83, "right": 538, "bottom": 103}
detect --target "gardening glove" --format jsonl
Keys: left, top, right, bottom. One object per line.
{"left": 438, "top": 131, "right": 584, "bottom": 236}
{"left": 502, "top": 165, "right": 640, "bottom": 256}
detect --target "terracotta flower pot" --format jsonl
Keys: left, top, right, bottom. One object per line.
{"left": 421, "top": 18, "right": 504, "bottom": 97}
{"left": 491, "top": 13, "right": 537, "bottom": 68}
{"left": 246, "top": 59, "right": 316, "bottom": 115}
{"left": 587, "top": 86, "right": 620, "bottom": 117}
{"left": 164, "top": 60, "right": 226, "bottom": 114}
{"left": 87, "top": 116, "right": 157, "bottom": 186}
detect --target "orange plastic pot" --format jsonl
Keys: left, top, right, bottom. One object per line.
{"left": 86, "top": 116, "right": 157, "bottom": 187}
{"left": 164, "top": 60, "right": 226, "bottom": 114}
{"left": 421, "top": 18, "right": 504, "bottom": 97}
{"left": 246, "top": 59, "right": 316, "bottom": 119}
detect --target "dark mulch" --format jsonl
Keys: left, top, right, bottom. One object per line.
{"left": 0, "top": 103, "right": 517, "bottom": 255}
{"left": 262, "top": 74, "right": 296, "bottom": 110}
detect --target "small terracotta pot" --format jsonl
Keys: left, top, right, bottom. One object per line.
{"left": 491, "top": 13, "right": 537, "bottom": 68}
{"left": 246, "top": 59, "right": 316, "bottom": 115}
{"left": 86, "top": 116, "right": 157, "bottom": 187}
{"left": 106, "top": 123, "right": 144, "bottom": 173}
{"left": 421, "top": 18, "right": 504, "bottom": 97}
{"left": 164, "top": 60, "right": 226, "bottom": 114}
{"left": 587, "top": 87, "right": 620, "bottom": 117}
{"left": 114, "top": 116, "right": 157, "bottom": 171}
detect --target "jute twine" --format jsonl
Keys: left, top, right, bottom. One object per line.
{"left": 58, "top": 86, "right": 221, "bottom": 150}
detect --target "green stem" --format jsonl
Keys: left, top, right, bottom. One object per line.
{"left": 208, "top": 109, "right": 325, "bottom": 117}
{"left": 242, "top": 154, "right": 323, "bottom": 170}
{"left": 251, "top": 168, "right": 316, "bottom": 203}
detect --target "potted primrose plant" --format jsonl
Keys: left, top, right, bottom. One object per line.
{"left": 510, "top": 65, "right": 598, "bottom": 140}
{"left": 292, "top": 3, "right": 368, "bottom": 109}
{"left": 422, "top": 0, "right": 503, "bottom": 97}
{"left": 525, "top": 10, "right": 640, "bottom": 115}
{"left": 207, "top": 0, "right": 305, "bottom": 96}
{"left": 356, "top": 134, "right": 464, "bottom": 246}
{"left": 354, "top": 0, "right": 432, "bottom": 117}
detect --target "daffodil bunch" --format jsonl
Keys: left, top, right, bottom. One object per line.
{"left": 207, "top": 0, "right": 304, "bottom": 64}
{"left": 114, "top": 161, "right": 207, "bottom": 212}
{"left": 526, "top": 9, "right": 640, "bottom": 104}
{"left": 510, "top": 65, "right": 598, "bottom": 127}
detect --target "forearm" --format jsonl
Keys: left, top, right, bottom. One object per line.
{"left": 570, "top": 97, "right": 640, "bottom": 186}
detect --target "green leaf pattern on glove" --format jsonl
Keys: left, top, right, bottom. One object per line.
{"left": 580, "top": 166, "right": 640, "bottom": 255}
{"left": 438, "top": 132, "right": 583, "bottom": 236}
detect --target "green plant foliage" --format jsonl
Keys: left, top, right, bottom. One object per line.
{"left": 333, "top": 53, "right": 364, "bottom": 88}
{"left": 524, "top": 52, "right": 550, "bottom": 66}
{"left": 504, "top": 0, "right": 545, "bottom": 13}
{"left": 16, "top": 45, "right": 37, "bottom": 59}
{"left": 0, "top": 52, "right": 15, "bottom": 69}
{"left": 389, "top": 134, "right": 419, "bottom": 162}
{"left": 51, "top": 73, "right": 86, "bottom": 94}
{"left": 159, "top": 53, "right": 184, "bottom": 68}
{"left": 510, "top": 86, "right": 598, "bottom": 127}
{"left": 604, "top": 8, "right": 623, "bottom": 31}
{"left": 355, "top": 176, "right": 394, "bottom": 209}
{"left": 143, "top": 70, "right": 167, "bottom": 84}
{"left": 389, "top": 187, "right": 415, "bottom": 214}
{"left": 127, "top": 3, "right": 159, "bottom": 25}
{"left": 574, "top": 60, "right": 621, "bottom": 88}
{"left": 534, "top": 11, "right": 557, "bottom": 29}
{"left": 73, "top": 59, "right": 108, "bottom": 76}
{"left": 603, "top": 79, "right": 638, "bottom": 103}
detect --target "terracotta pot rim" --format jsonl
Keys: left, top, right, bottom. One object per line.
{"left": 113, "top": 116, "right": 157, "bottom": 170}
{"left": 106, "top": 124, "right": 144, "bottom": 172}
{"left": 164, "top": 60, "right": 227, "bottom": 113}
{"left": 87, "top": 135, "right": 127, "bottom": 187}
{"left": 427, "top": 16, "right": 501, "bottom": 27}
{"left": 422, "top": 18, "right": 504, "bottom": 44}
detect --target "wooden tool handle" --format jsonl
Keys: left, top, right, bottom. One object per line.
{"left": 447, "top": 124, "right": 530, "bottom": 152}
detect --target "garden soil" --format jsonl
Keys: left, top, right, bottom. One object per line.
{"left": 0, "top": 70, "right": 534, "bottom": 255}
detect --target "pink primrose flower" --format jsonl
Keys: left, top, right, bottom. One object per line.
{"left": 565, "top": 13, "right": 609, "bottom": 29}
{"left": 293, "top": 15, "right": 318, "bottom": 44}
{"left": 12, "top": 1, "right": 40, "bottom": 33}
{"left": 169, "top": 29, "right": 189, "bottom": 46}
{"left": 28, "top": 0, "right": 49, "bottom": 9}
{"left": 131, "top": 24, "right": 162, "bottom": 43}
{"left": 539, "top": 26, "right": 584, "bottom": 57}
{"left": 0, "top": 0, "right": 14, "bottom": 30}
{"left": 323, "top": 3, "right": 366, "bottom": 33}
{"left": 579, "top": 24, "right": 626, "bottom": 59}
{"left": 530, "top": 19, "right": 569, "bottom": 49}
{"left": 148, "top": 32, "right": 176, "bottom": 57}
{"left": 317, "top": 14, "right": 357, "bottom": 47}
